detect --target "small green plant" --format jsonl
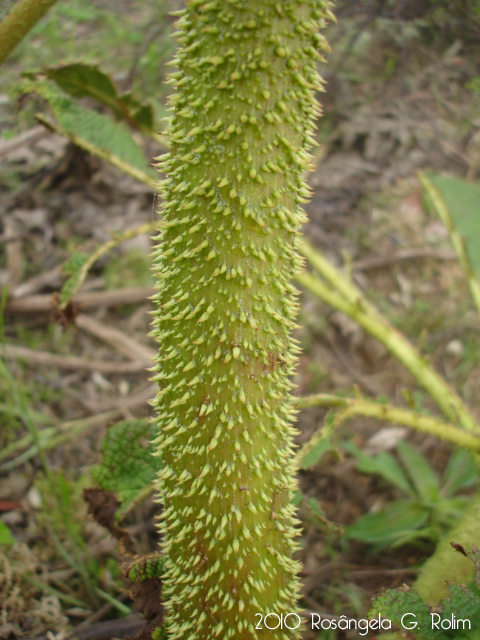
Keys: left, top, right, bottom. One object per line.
{"left": 104, "top": 248, "right": 153, "bottom": 290}
{"left": 370, "top": 544, "right": 480, "bottom": 639}
{"left": 0, "top": 521, "right": 14, "bottom": 546}
{"left": 345, "top": 442, "right": 478, "bottom": 549}
{"left": 91, "top": 419, "right": 157, "bottom": 518}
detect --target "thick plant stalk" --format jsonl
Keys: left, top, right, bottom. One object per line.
{"left": 295, "top": 394, "right": 480, "bottom": 463}
{"left": 151, "top": 1, "right": 332, "bottom": 638}
{"left": 0, "top": 0, "right": 59, "bottom": 66}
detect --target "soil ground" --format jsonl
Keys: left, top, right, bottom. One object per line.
{"left": 1, "top": 2, "right": 480, "bottom": 639}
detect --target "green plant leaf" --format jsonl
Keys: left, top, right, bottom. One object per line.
{"left": 298, "top": 411, "right": 337, "bottom": 469}
{"left": 303, "top": 497, "right": 343, "bottom": 535}
{"left": 60, "top": 251, "right": 89, "bottom": 307}
{"left": 441, "top": 583, "right": 480, "bottom": 633}
{"left": 120, "top": 91, "right": 155, "bottom": 131}
{"left": 346, "top": 499, "right": 429, "bottom": 548}
{"left": 371, "top": 587, "right": 440, "bottom": 639}
{"left": 127, "top": 554, "right": 165, "bottom": 582}
{"left": 371, "top": 545, "right": 480, "bottom": 639}
{"left": 0, "top": 520, "right": 14, "bottom": 546}
{"left": 433, "top": 496, "right": 472, "bottom": 523}
{"left": 19, "top": 78, "right": 156, "bottom": 185}
{"left": 291, "top": 490, "right": 303, "bottom": 507}
{"left": 397, "top": 440, "right": 440, "bottom": 502}
{"left": 344, "top": 441, "right": 414, "bottom": 497}
{"left": 426, "top": 173, "right": 480, "bottom": 275}
{"left": 442, "top": 449, "right": 478, "bottom": 496}
{"left": 392, "top": 525, "right": 439, "bottom": 548}
{"left": 45, "top": 63, "right": 117, "bottom": 105}
{"left": 427, "top": 174, "right": 480, "bottom": 273}
{"left": 44, "top": 63, "right": 156, "bottom": 133}
{"left": 91, "top": 420, "right": 158, "bottom": 517}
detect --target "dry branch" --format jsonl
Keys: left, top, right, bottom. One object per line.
{"left": 76, "top": 314, "right": 155, "bottom": 363}
{"left": 4, "top": 287, "right": 155, "bottom": 314}
{"left": 3, "top": 344, "right": 147, "bottom": 374}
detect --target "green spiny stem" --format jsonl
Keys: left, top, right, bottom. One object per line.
{"left": 294, "top": 394, "right": 480, "bottom": 464}
{"left": 297, "top": 250, "right": 479, "bottom": 433}
{"left": 151, "top": 1, "right": 333, "bottom": 638}
{"left": 0, "top": 0, "right": 59, "bottom": 67}
{"left": 59, "top": 221, "right": 161, "bottom": 309}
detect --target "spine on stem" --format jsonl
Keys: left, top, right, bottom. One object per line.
{"left": 151, "top": 1, "right": 332, "bottom": 638}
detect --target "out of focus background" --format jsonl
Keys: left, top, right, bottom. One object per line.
{"left": 1, "top": 1, "right": 480, "bottom": 638}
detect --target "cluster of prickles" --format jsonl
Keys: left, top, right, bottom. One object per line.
{"left": 126, "top": 555, "right": 165, "bottom": 583}
{"left": 150, "top": 0, "right": 333, "bottom": 638}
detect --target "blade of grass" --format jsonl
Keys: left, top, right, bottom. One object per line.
{"left": 94, "top": 588, "right": 132, "bottom": 616}
{"left": 25, "top": 574, "right": 88, "bottom": 609}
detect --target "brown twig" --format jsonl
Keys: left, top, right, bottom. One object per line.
{"left": 325, "top": 330, "right": 379, "bottom": 396}
{"left": 74, "top": 601, "right": 115, "bottom": 630}
{"left": 22, "top": 615, "right": 143, "bottom": 640}
{"left": 72, "top": 615, "right": 143, "bottom": 640}
{"left": 350, "top": 567, "right": 418, "bottom": 578}
{"left": 0, "top": 385, "right": 154, "bottom": 472}
{"left": 4, "top": 287, "right": 155, "bottom": 315}
{"left": 11, "top": 266, "right": 62, "bottom": 298}
{"left": 0, "top": 125, "right": 47, "bottom": 157}
{"left": 68, "top": 385, "right": 155, "bottom": 424}
{"left": 352, "top": 248, "right": 456, "bottom": 271}
{"left": 301, "top": 596, "right": 342, "bottom": 621}
{"left": 76, "top": 314, "right": 155, "bottom": 363}
{"left": 5, "top": 221, "right": 24, "bottom": 289}
{"left": 76, "top": 383, "right": 155, "bottom": 414}
{"left": 3, "top": 344, "right": 148, "bottom": 374}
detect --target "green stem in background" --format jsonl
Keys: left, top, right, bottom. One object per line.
{"left": 294, "top": 394, "right": 480, "bottom": 468}
{"left": 418, "top": 171, "right": 480, "bottom": 319}
{"left": 59, "top": 221, "right": 161, "bottom": 309}
{"left": 0, "top": 0, "right": 59, "bottom": 67}
{"left": 297, "top": 243, "right": 479, "bottom": 433}
{"left": 150, "top": 1, "right": 333, "bottom": 638}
